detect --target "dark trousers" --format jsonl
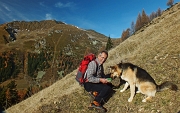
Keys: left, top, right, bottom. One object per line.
{"left": 84, "top": 82, "right": 113, "bottom": 104}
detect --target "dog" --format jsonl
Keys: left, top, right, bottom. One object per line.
{"left": 109, "top": 62, "right": 178, "bottom": 102}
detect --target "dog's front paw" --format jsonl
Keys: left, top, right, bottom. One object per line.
{"left": 136, "top": 90, "right": 141, "bottom": 93}
{"left": 142, "top": 99, "right": 147, "bottom": 102}
{"left": 128, "top": 98, "right": 133, "bottom": 102}
{"left": 120, "top": 89, "right": 125, "bottom": 92}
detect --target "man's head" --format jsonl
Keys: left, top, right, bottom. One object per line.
{"left": 98, "top": 50, "right": 108, "bottom": 64}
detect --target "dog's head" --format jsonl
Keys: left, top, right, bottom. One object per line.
{"left": 109, "top": 64, "right": 122, "bottom": 79}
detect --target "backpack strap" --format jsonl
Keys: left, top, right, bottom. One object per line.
{"left": 83, "top": 60, "right": 99, "bottom": 81}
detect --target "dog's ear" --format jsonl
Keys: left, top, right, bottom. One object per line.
{"left": 119, "top": 60, "right": 123, "bottom": 65}
{"left": 120, "top": 60, "right": 123, "bottom": 63}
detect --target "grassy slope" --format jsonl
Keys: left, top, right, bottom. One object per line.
{"left": 6, "top": 3, "right": 180, "bottom": 113}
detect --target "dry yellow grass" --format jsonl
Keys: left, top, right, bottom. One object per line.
{"left": 6, "top": 2, "right": 180, "bottom": 113}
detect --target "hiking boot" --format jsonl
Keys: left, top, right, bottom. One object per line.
{"left": 88, "top": 91, "right": 98, "bottom": 99}
{"left": 88, "top": 101, "right": 107, "bottom": 112}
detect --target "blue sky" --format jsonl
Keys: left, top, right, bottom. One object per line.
{"left": 0, "top": 0, "right": 180, "bottom": 38}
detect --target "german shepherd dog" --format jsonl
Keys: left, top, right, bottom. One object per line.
{"left": 109, "top": 62, "right": 178, "bottom": 102}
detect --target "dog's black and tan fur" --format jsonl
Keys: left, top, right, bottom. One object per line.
{"left": 109, "top": 62, "right": 178, "bottom": 102}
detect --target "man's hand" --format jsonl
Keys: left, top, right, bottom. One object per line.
{"left": 100, "top": 78, "right": 108, "bottom": 83}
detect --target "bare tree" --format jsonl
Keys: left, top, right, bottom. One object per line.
{"left": 157, "top": 8, "right": 162, "bottom": 17}
{"left": 167, "top": 0, "right": 174, "bottom": 7}
{"left": 120, "top": 28, "right": 130, "bottom": 42}
{"left": 149, "top": 11, "right": 157, "bottom": 21}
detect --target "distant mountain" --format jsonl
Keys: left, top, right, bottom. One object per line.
{"left": 0, "top": 20, "right": 118, "bottom": 93}
{"left": 0, "top": 20, "right": 107, "bottom": 52}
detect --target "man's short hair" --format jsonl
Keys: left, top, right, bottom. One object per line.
{"left": 100, "top": 50, "right": 108, "bottom": 57}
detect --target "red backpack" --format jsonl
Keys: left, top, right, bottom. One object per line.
{"left": 76, "top": 53, "right": 97, "bottom": 85}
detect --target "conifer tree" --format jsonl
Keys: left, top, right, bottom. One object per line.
{"left": 105, "top": 36, "right": 113, "bottom": 51}
{"left": 141, "top": 9, "right": 149, "bottom": 26}
{"left": 130, "top": 21, "right": 135, "bottom": 35}
{"left": 5, "top": 81, "right": 19, "bottom": 109}
{"left": 0, "top": 86, "right": 6, "bottom": 110}
{"left": 135, "top": 13, "right": 142, "bottom": 31}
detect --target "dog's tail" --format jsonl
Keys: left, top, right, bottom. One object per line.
{"left": 156, "top": 81, "right": 178, "bottom": 92}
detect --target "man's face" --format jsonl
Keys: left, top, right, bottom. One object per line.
{"left": 98, "top": 52, "right": 108, "bottom": 64}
